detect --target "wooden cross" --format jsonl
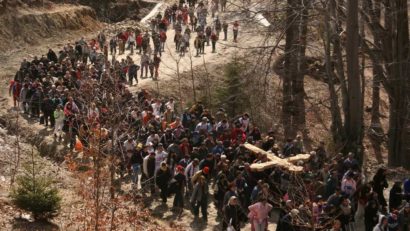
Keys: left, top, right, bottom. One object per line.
{"left": 243, "top": 143, "right": 311, "bottom": 172}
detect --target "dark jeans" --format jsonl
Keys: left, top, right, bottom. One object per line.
{"left": 154, "top": 46, "right": 162, "bottom": 57}
{"left": 193, "top": 197, "right": 208, "bottom": 220}
{"left": 110, "top": 46, "right": 116, "bottom": 55}
{"left": 159, "top": 186, "right": 168, "bottom": 202}
{"left": 43, "top": 112, "right": 54, "bottom": 126}
{"left": 212, "top": 41, "right": 216, "bottom": 52}
{"left": 129, "top": 73, "right": 137, "bottom": 85}
{"left": 173, "top": 190, "right": 184, "bottom": 208}
{"left": 140, "top": 63, "right": 149, "bottom": 77}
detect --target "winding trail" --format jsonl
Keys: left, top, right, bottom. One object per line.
{"left": 107, "top": 0, "right": 273, "bottom": 95}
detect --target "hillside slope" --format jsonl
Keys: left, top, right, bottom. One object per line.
{"left": 0, "top": 4, "right": 101, "bottom": 53}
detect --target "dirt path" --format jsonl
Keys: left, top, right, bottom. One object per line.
{"left": 108, "top": 1, "right": 273, "bottom": 93}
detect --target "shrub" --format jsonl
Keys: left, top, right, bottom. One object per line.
{"left": 10, "top": 160, "right": 61, "bottom": 220}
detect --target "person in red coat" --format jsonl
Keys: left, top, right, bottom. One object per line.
{"left": 9, "top": 80, "right": 21, "bottom": 108}
{"left": 231, "top": 124, "right": 246, "bottom": 144}
{"left": 210, "top": 32, "right": 218, "bottom": 53}
{"left": 136, "top": 33, "right": 143, "bottom": 54}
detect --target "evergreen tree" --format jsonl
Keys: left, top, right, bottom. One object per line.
{"left": 10, "top": 155, "right": 61, "bottom": 220}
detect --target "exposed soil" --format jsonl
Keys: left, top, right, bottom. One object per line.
{"left": 0, "top": 4, "right": 101, "bottom": 53}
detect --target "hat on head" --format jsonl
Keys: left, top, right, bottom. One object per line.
{"left": 290, "top": 209, "right": 299, "bottom": 217}
{"left": 176, "top": 165, "right": 184, "bottom": 173}
{"left": 203, "top": 167, "right": 210, "bottom": 174}
{"left": 228, "top": 196, "right": 237, "bottom": 204}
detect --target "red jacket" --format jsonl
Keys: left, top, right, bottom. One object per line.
{"left": 136, "top": 35, "right": 143, "bottom": 46}
{"left": 179, "top": 143, "right": 192, "bottom": 156}
{"left": 160, "top": 31, "right": 167, "bottom": 42}
{"left": 211, "top": 33, "right": 218, "bottom": 42}
{"left": 9, "top": 80, "right": 21, "bottom": 98}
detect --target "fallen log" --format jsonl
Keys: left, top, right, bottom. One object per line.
{"left": 243, "top": 143, "right": 310, "bottom": 172}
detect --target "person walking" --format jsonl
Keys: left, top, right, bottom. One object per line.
{"left": 53, "top": 105, "right": 65, "bottom": 141}
{"left": 153, "top": 54, "right": 161, "bottom": 80}
{"left": 220, "top": 0, "right": 227, "bottom": 12}
{"left": 129, "top": 149, "right": 144, "bottom": 188}
{"left": 222, "top": 21, "right": 228, "bottom": 41}
{"left": 215, "top": 17, "right": 222, "bottom": 37}
{"left": 173, "top": 165, "right": 186, "bottom": 213}
{"left": 159, "top": 30, "right": 167, "bottom": 52}
{"left": 248, "top": 197, "right": 273, "bottom": 231}
{"left": 194, "top": 36, "right": 201, "bottom": 57}
{"left": 372, "top": 168, "right": 389, "bottom": 210}
{"left": 191, "top": 175, "right": 209, "bottom": 222}
{"left": 128, "top": 60, "right": 140, "bottom": 85}
{"left": 233, "top": 21, "right": 239, "bottom": 42}
{"left": 185, "top": 158, "right": 199, "bottom": 196}
{"left": 118, "top": 32, "right": 126, "bottom": 55}
{"left": 140, "top": 53, "right": 149, "bottom": 78}
{"left": 127, "top": 32, "right": 136, "bottom": 55}
{"left": 149, "top": 59, "right": 155, "bottom": 78}
{"left": 211, "top": 31, "right": 218, "bottom": 53}
{"left": 156, "top": 162, "right": 172, "bottom": 203}
{"left": 41, "top": 94, "right": 54, "bottom": 127}
{"left": 109, "top": 36, "right": 117, "bottom": 55}
{"left": 223, "top": 196, "right": 243, "bottom": 231}
{"left": 9, "top": 79, "right": 21, "bottom": 108}
{"left": 136, "top": 33, "right": 143, "bottom": 54}
{"left": 143, "top": 152, "right": 156, "bottom": 195}
{"left": 97, "top": 31, "right": 106, "bottom": 51}
{"left": 205, "top": 26, "right": 212, "bottom": 46}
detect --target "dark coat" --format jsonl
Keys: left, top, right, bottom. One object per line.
{"left": 156, "top": 167, "right": 172, "bottom": 188}
{"left": 41, "top": 98, "right": 55, "bottom": 114}
{"left": 224, "top": 204, "right": 241, "bottom": 230}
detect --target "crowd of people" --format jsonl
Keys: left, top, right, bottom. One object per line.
{"left": 7, "top": 0, "right": 410, "bottom": 230}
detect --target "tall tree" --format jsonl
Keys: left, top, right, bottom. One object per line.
{"left": 345, "top": 0, "right": 364, "bottom": 162}
{"left": 282, "top": 0, "right": 308, "bottom": 139}
{"left": 320, "top": 0, "right": 365, "bottom": 161}
{"left": 385, "top": 0, "right": 410, "bottom": 167}
{"left": 362, "top": 0, "right": 409, "bottom": 168}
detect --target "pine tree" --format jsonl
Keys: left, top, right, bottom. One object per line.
{"left": 216, "top": 60, "right": 249, "bottom": 117}
{"left": 10, "top": 152, "right": 61, "bottom": 220}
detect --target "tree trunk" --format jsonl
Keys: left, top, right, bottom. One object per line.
{"left": 283, "top": 0, "right": 307, "bottom": 139}
{"left": 282, "top": 0, "right": 297, "bottom": 139}
{"left": 293, "top": 0, "right": 308, "bottom": 135}
{"left": 345, "top": 0, "right": 363, "bottom": 162}
{"left": 324, "top": 0, "right": 345, "bottom": 147}
{"left": 386, "top": 0, "right": 410, "bottom": 168}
